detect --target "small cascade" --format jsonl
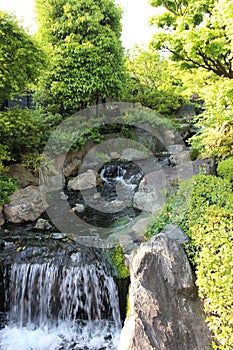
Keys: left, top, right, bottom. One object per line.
{"left": 0, "top": 257, "right": 121, "bottom": 350}
{"left": 99, "top": 161, "right": 144, "bottom": 202}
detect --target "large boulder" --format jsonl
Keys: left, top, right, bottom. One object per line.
{"left": 3, "top": 186, "right": 46, "bottom": 223}
{"left": 119, "top": 225, "right": 212, "bottom": 350}
{"left": 8, "top": 164, "right": 39, "bottom": 188}
{"left": 67, "top": 169, "right": 98, "bottom": 191}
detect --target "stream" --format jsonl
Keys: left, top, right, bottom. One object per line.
{"left": 0, "top": 161, "right": 144, "bottom": 350}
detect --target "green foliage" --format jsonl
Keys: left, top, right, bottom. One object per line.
{"left": 35, "top": 0, "right": 126, "bottom": 115}
{"left": 145, "top": 173, "right": 233, "bottom": 347}
{"left": 123, "top": 49, "right": 186, "bottom": 115}
{"left": 107, "top": 245, "right": 130, "bottom": 279}
{"left": 0, "top": 175, "right": 19, "bottom": 204}
{"left": 0, "top": 109, "right": 44, "bottom": 163}
{"left": 189, "top": 78, "right": 233, "bottom": 160}
{"left": 21, "top": 152, "right": 42, "bottom": 175}
{"left": 144, "top": 208, "right": 170, "bottom": 240}
{"left": 217, "top": 157, "right": 233, "bottom": 182}
{"left": 123, "top": 106, "right": 176, "bottom": 129}
{"left": 191, "top": 207, "right": 233, "bottom": 349}
{"left": 0, "top": 11, "right": 44, "bottom": 101}
{"left": 150, "top": 0, "right": 233, "bottom": 79}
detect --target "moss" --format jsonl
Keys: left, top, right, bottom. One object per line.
{"left": 107, "top": 245, "right": 130, "bottom": 279}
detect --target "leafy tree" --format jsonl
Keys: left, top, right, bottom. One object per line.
{"left": 189, "top": 78, "right": 233, "bottom": 160}
{"left": 0, "top": 11, "right": 44, "bottom": 102}
{"left": 122, "top": 48, "right": 186, "bottom": 114}
{"left": 149, "top": 0, "right": 233, "bottom": 78}
{"left": 35, "top": 0, "right": 126, "bottom": 115}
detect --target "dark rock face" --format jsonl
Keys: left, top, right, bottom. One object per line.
{"left": 119, "top": 225, "right": 212, "bottom": 350}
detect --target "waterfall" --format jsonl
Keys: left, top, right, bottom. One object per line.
{"left": 0, "top": 257, "right": 121, "bottom": 350}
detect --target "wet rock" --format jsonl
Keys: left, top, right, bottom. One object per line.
{"left": 8, "top": 164, "right": 39, "bottom": 188}
{"left": 119, "top": 225, "right": 212, "bottom": 350}
{"left": 3, "top": 186, "right": 46, "bottom": 223}
{"left": 67, "top": 169, "right": 98, "bottom": 191}
{"left": 0, "top": 205, "right": 4, "bottom": 227}
{"left": 35, "top": 218, "right": 52, "bottom": 230}
{"left": 72, "top": 203, "right": 85, "bottom": 213}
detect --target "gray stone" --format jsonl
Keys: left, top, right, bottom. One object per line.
{"left": 169, "top": 151, "right": 191, "bottom": 165}
{"left": 119, "top": 228, "right": 212, "bottom": 350}
{"left": 192, "top": 158, "right": 216, "bottom": 175}
{"left": 8, "top": 164, "right": 39, "bottom": 188}
{"left": 63, "top": 158, "right": 81, "bottom": 177}
{"left": 72, "top": 203, "right": 85, "bottom": 213}
{"left": 42, "top": 174, "right": 65, "bottom": 191}
{"left": 167, "top": 144, "right": 186, "bottom": 154}
{"left": 176, "top": 104, "right": 196, "bottom": 121}
{"left": 0, "top": 205, "right": 4, "bottom": 227}
{"left": 93, "top": 192, "right": 101, "bottom": 200}
{"left": 67, "top": 169, "right": 98, "bottom": 191}
{"left": 3, "top": 186, "right": 47, "bottom": 223}
{"left": 133, "top": 159, "right": 215, "bottom": 214}
{"left": 131, "top": 217, "right": 150, "bottom": 234}
{"left": 121, "top": 148, "right": 150, "bottom": 161}
{"left": 133, "top": 170, "right": 167, "bottom": 213}
{"left": 60, "top": 192, "right": 68, "bottom": 201}
{"left": 35, "top": 218, "right": 52, "bottom": 230}
{"left": 110, "top": 152, "right": 121, "bottom": 159}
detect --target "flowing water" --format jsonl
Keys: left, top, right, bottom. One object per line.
{"left": 0, "top": 161, "right": 144, "bottom": 349}
{"left": 0, "top": 257, "right": 121, "bottom": 350}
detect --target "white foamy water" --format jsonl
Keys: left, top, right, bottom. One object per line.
{"left": 0, "top": 320, "right": 120, "bottom": 350}
{"left": 1, "top": 260, "right": 121, "bottom": 349}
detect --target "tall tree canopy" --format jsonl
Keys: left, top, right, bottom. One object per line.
{"left": 0, "top": 11, "right": 44, "bottom": 102}
{"left": 35, "top": 0, "right": 126, "bottom": 115}
{"left": 149, "top": 0, "right": 233, "bottom": 78}
{"left": 123, "top": 49, "right": 185, "bottom": 114}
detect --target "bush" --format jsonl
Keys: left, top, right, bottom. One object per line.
{"left": 145, "top": 173, "right": 233, "bottom": 347}
{"left": 0, "top": 175, "right": 19, "bottom": 204}
{"left": 217, "top": 157, "right": 233, "bottom": 182}
{"left": 191, "top": 207, "right": 233, "bottom": 349}
{"left": 0, "top": 108, "right": 44, "bottom": 162}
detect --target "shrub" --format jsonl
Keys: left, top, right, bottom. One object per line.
{"left": 0, "top": 108, "right": 44, "bottom": 162}
{"left": 217, "top": 157, "right": 233, "bottom": 182}
{"left": 191, "top": 207, "right": 233, "bottom": 349}
{"left": 144, "top": 173, "right": 233, "bottom": 347}
{"left": 0, "top": 175, "right": 19, "bottom": 204}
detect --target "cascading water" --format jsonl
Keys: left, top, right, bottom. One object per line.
{"left": 0, "top": 160, "right": 144, "bottom": 349}
{"left": 0, "top": 255, "right": 121, "bottom": 350}
{"left": 99, "top": 161, "right": 144, "bottom": 202}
